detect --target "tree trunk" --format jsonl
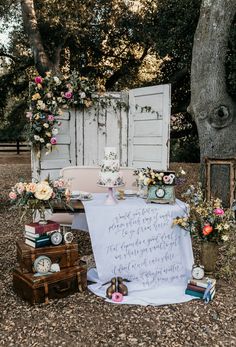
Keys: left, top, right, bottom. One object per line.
{"left": 188, "top": 0, "right": 236, "bottom": 162}
{"left": 188, "top": 0, "right": 236, "bottom": 205}
{"left": 20, "top": 0, "right": 58, "bottom": 76}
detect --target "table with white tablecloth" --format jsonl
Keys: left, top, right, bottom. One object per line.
{"left": 72, "top": 193, "right": 195, "bottom": 306}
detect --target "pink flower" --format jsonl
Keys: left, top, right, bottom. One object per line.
{"left": 9, "top": 191, "right": 17, "bottom": 200}
{"left": 50, "top": 137, "right": 57, "bottom": 145}
{"left": 163, "top": 175, "right": 174, "bottom": 184}
{"left": 15, "top": 182, "right": 25, "bottom": 194}
{"left": 214, "top": 208, "right": 224, "bottom": 215}
{"left": 64, "top": 91, "right": 73, "bottom": 99}
{"left": 111, "top": 292, "right": 123, "bottom": 302}
{"left": 48, "top": 114, "right": 55, "bottom": 121}
{"left": 34, "top": 76, "right": 43, "bottom": 84}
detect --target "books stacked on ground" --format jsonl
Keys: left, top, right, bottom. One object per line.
{"left": 185, "top": 277, "right": 216, "bottom": 302}
{"left": 24, "top": 221, "right": 60, "bottom": 248}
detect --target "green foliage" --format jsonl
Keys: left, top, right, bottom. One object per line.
{"left": 170, "top": 135, "right": 200, "bottom": 163}
{"left": 0, "top": 0, "right": 235, "bottom": 156}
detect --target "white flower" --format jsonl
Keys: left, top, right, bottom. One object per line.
{"left": 37, "top": 100, "right": 46, "bottom": 110}
{"left": 46, "top": 143, "right": 52, "bottom": 149}
{"left": 79, "top": 92, "right": 86, "bottom": 99}
{"left": 224, "top": 224, "right": 230, "bottom": 230}
{"left": 34, "top": 135, "right": 40, "bottom": 141}
{"left": 53, "top": 76, "right": 61, "bottom": 85}
{"left": 52, "top": 128, "right": 58, "bottom": 135}
{"left": 144, "top": 177, "right": 150, "bottom": 186}
{"left": 39, "top": 138, "right": 45, "bottom": 143}
{"left": 222, "top": 235, "right": 229, "bottom": 241}
{"left": 43, "top": 123, "right": 49, "bottom": 128}
{"left": 34, "top": 182, "right": 53, "bottom": 200}
{"left": 138, "top": 173, "right": 145, "bottom": 181}
{"left": 181, "top": 169, "right": 186, "bottom": 175}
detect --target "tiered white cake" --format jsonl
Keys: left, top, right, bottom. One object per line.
{"left": 98, "top": 147, "right": 123, "bottom": 187}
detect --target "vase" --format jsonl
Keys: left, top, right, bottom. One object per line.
{"left": 200, "top": 242, "right": 219, "bottom": 274}
{"left": 38, "top": 209, "right": 48, "bottom": 225}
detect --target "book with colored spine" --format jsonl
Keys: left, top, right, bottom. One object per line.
{"left": 25, "top": 221, "right": 60, "bottom": 234}
{"left": 187, "top": 283, "right": 215, "bottom": 294}
{"left": 187, "top": 277, "right": 216, "bottom": 289}
{"left": 25, "top": 236, "right": 51, "bottom": 248}
{"left": 24, "top": 232, "right": 49, "bottom": 241}
{"left": 185, "top": 288, "right": 216, "bottom": 301}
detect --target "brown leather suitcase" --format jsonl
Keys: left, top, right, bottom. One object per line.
{"left": 16, "top": 240, "right": 79, "bottom": 273}
{"left": 13, "top": 265, "right": 87, "bottom": 304}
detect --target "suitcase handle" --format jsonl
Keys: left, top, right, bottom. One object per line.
{"left": 54, "top": 283, "right": 71, "bottom": 293}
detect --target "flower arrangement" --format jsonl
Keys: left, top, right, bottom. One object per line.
{"left": 9, "top": 177, "right": 71, "bottom": 222}
{"left": 173, "top": 184, "right": 234, "bottom": 243}
{"left": 134, "top": 167, "right": 186, "bottom": 186}
{"left": 27, "top": 71, "right": 99, "bottom": 156}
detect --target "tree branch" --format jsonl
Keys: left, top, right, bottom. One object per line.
{"left": 105, "top": 46, "right": 149, "bottom": 89}
{"left": 0, "top": 51, "right": 18, "bottom": 63}
{"left": 20, "top": 0, "right": 55, "bottom": 75}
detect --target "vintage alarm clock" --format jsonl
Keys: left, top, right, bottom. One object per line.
{"left": 192, "top": 265, "right": 205, "bottom": 280}
{"left": 33, "top": 255, "right": 52, "bottom": 274}
{"left": 64, "top": 231, "right": 74, "bottom": 244}
{"left": 50, "top": 230, "right": 63, "bottom": 246}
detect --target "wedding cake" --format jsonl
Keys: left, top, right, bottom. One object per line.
{"left": 98, "top": 147, "right": 123, "bottom": 187}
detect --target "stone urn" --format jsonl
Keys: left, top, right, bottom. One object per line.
{"left": 200, "top": 242, "right": 219, "bottom": 274}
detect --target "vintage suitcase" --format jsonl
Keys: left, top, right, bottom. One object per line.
{"left": 13, "top": 264, "right": 87, "bottom": 304}
{"left": 16, "top": 240, "right": 80, "bottom": 273}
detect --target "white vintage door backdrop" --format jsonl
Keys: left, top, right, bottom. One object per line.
{"left": 32, "top": 84, "right": 171, "bottom": 180}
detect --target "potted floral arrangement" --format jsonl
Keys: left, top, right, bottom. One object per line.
{"left": 9, "top": 177, "right": 71, "bottom": 224}
{"left": 173, "top": 183, "right": 234, "bottom": 272}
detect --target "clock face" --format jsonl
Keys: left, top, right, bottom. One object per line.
{"left": 155, "top": 188, "right": 165, "bottom": 198}
{"left": 192, "top": 266, "right": 204, "bottom": 280}
{"left": 34, "top": 256, "right": 52, "bottom": 274}
{"left": 64, "top": 231, "right": 74, "bottom": 244}
{"left": 50, "top": 231, "right": 63, "bottom": 246}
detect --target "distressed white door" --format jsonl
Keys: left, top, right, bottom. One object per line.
{"left": 32, "top": 84, "right": 171, "bottom": 179}
{"left": 75, "top": 92, "right": 129, "bottom": 167}
{"left": 32, "top": 110, "right": 76, "bottom": 180}
{"left": 128, "top": 84, "right": 171, "bottom": 170}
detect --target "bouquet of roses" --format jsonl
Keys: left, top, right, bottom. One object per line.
{"left": 9, "top": 177, "right": 71, "bottom": 221}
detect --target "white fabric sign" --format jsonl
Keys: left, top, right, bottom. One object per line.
{"left": 72, "top": 194, "right": 195, "bottom": 305}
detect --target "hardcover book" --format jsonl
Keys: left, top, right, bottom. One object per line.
{"left": 185, "top": 288, "right": 216, "bottom": 300}
{"left": 25, "top": 237, "right": 51, "bottom": 248}
{"left": 25, "top": 221, "right": 60, "bottom": 234}
{"left": 188, "top": 277, "right": 216, "bottom": 289}
{"left": 187, "top": 284, "right": 215, "bottom": 294}
{"left": 24, "top": 233, "right": 49, "bottom": 241}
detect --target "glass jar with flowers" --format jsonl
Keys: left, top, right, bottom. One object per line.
{"left": 173, "top": 183, "right": 234, "bottom": 273}
{"left": 9, "top": 177, "right": 71, "bottom": 224}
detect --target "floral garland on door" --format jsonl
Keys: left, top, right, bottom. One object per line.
{"left": 27, "top": 71, "right": 101, "bottom": 157}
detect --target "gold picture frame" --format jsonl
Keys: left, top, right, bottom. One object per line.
{"left": 205, "top": 157, "right": 236, "bottom": 207}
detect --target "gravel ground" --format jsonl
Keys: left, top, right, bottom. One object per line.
{"left": 0, "top": 163, "right": 235, "bottom": 347}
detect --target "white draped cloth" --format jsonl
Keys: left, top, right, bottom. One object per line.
{"left": 72, "top": 193, "right": 195, "bottom": 306}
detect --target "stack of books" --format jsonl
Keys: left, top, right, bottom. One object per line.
{"left": 24, "top": 221, "right": 60, "bottom": 248}
{"left": 185, "top": 277, "right": 216, "bottom": 302}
